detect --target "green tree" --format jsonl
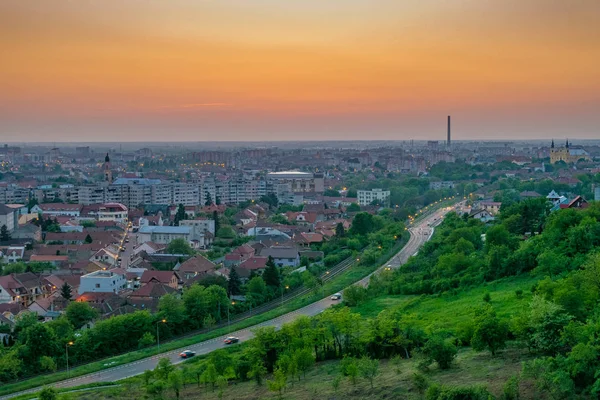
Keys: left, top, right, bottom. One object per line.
{"left": 216, "top": 375, "right": 228, "bottom": 399}
{"left": 293, "top": 348, "right": 315, "bottom": 379}
{"left": 168, "top": 370, "right": 183, "bottom": 400}
{"left": 158, "top": 294, "right": 186, "bottom": 326}
{"left": 246, "top": 277, "right": 268, "bottom": 305}
{"left": 39, "top": 356, "right": 57, "bottom": 373}
{"left": 173, "top": 204, "right": 186, "bottom": 226}
{"left": 358, "top": 356, "right": 379, "bottom": 389}
{"left": 335, "top": 222, "right": 345, "bottom": 238}
{"left": 166, "top": 238, "right": 194, "bottom": 255}
{"left": 138, "top": 332, "right": 155, "bottom": 349}
{"left": 213, "top": 210, "right": 220, "bottom": 233}
{"left": 0, "top": 350, "right": 23, "bottom": 382}
{"left": 228, "top": 267, "right": 242, "bottom": 296}
{"left": 0, "top": 225, "right": 10, "bottom": 242}
{"left": 84, "top": 234, "right": 93, "bottom": 244}
{"left": 202, "top": 362, "right": 219, "bottom": 391}
{"left": 471, "top": 305, "right": 508, "bottom": 356}
{"left": 262, "top": 256, "right": 281, "bottom": 288}
{"left": 38, "top": 387, "right": 57, "bottom": 400}
{"left": 423, "top": 335, "right": 457, "bottom": 370}
{"left": 347, "top": 203, "right": 361, "bottom": 213}
{"left": 205, "top": 191, "right": 212, "bottom": 206}
{"left": 65, "top": 301, "right": 98, "bottom": 330}
{"left": 267, "top": 369, "right": 287, "bottom": 399}
{"left": 154, "top": 358, "right": 175, "bottom": 381}
{"left": 340, "top": 356, "right": 359, "bottom": 385}
{"left": 60, "top": 282, "right": 72, "bottom": 301}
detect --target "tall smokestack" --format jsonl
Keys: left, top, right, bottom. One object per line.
{"left": 447, "top": 115, "right": 451, "bottom": 147}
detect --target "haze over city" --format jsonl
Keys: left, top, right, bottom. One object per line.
{"left": 1, "top": 0, "right": 599, "bottom": 142}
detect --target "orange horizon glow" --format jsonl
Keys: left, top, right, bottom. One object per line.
{"left": 1, "top": 0, "right": 599, "bottom": 141}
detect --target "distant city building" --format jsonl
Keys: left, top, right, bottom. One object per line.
{"left": 357, "top": 189, "right": 390, "bottom": 206}
{"left": 550, "top": 140, "right": 590, "bottom": 164}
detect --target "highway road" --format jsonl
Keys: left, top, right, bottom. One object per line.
{"left": 1, "top": 203, "right": 457, "bottom": 399}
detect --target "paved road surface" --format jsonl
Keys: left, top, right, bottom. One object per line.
{"left": 1, "top": 204, "right": 457, "bottom": 399}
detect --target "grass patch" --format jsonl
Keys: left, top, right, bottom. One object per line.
{"left": 353, "top": 274, "right": 539, "bottom": 331}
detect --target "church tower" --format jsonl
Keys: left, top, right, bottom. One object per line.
{"left": 103, "top": 153, "right": 113, "bottom": 183}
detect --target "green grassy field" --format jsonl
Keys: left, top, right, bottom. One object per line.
{"left": 353, "top": 274, "right": 539, "bottom": 331}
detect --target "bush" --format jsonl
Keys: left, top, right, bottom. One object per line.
{"left": 426, "top": 383, "right": 491, "bottom": 400}
{"left": 502, "top": 375, "right": 520, "bottom": 400}
{"left": 422, "top": 336, "right": 457, "bottom": 370}
{"left": 515, "top": 289, "right": 523, "bottom": 299}
{"left": 483, "top": 292, "right": 491, "bottom": 303}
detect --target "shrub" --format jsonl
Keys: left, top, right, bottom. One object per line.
{"left": 422, "top": 336, "right": 457, "bottom": 370}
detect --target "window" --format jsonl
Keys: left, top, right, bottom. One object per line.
{"left": 95, "top": 283, "right": 100, "bottom": 288}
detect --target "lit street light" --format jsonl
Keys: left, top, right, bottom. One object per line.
{"left": 66, "top": 341, "right": 74, "bottom": 377}
{"left": 156, "top": 319, "right": 166, "bottom": 353}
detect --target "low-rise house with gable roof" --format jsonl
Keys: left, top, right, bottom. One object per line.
{"left": 258, "top": 247, "right": 300, "bottom": 268}
{"left": 174, "top": 255, "right": 217, "bottom": 281}
{"left": 140, "top": 270, "right": 182, "bottom": 290}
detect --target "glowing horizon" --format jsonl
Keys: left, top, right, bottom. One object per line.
{"left": 1, "top": 0, "right": 599, "bottom": 142}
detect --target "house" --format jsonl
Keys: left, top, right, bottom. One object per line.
{"left": 78, "top": 268, "right": 127, "bottom": 295}
{"left": 237, "top": 257, "right": 269, "bottom": 281}
{"left": 470, "top": 209, "right": 495, "bottom": 223}
{"left": 140, "top": 270, "right": 181, "bottom": 290}
{"left": 0, "top": 246, "right": 25, "bottom": 263}
{"left": 137, "top": 226, "right": 191, "bottom": 245}
{"left": 258, "top": 247, "right": 300, "bottom": 268}
{"left": 29, "top": 255, "right": 69, "bottom": 267}
{"left": 174, "top": 255, "right": 216, "bottom": 281}
{"left": 559, "top": 196, "right": 588, "bottom": 210}
{"left": 127, "top": 281, "right": 177, "bottom": 311}
{"left": 520, "top": 191, "right": 542, "bottom": 199}
{"left": 90, "top": 247, "right": 119, "bottom": 266}
{"left": 0, "top": 273, "right": 45, "bottom": 305}
{"left": 133, "top": 241, "right": 167, "bottom": 256}
{"left": 285, "top": 211, "right": 319, "bottom": 227}
{"left": 0, "top": 204, "right": 19, "bottom": 233}
{"left": 477, "top": 201, "right": 502, "bottom": 215}
{"left": 224, "top": 244, "right": 255, "bottom": 267}
{"left": 294, "top": 232, "right": 324, "bottom": 247}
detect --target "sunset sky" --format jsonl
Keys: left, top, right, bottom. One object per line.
{"left": 1, "top": 0, "right": 599, "bottom": 142}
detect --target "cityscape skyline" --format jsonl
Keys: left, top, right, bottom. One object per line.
{"left": 1, "top": 1, "right": 599, "bottom": 141}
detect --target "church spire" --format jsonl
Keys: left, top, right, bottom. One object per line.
{"left": 105, "top": 153, "right": 110, "bottom": 163}
{"left": 566, "top": 139, "right": 569, "bottom": 149}
{"left": 551, "top": 139, "right": 554, "bottom": 148}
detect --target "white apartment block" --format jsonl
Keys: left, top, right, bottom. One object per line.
{"left": 357, "top": 189, "right": 391, "bottom": 206}
{"left": 79, "top": 269, "right": 127, "bottom": 295}
{"left": 138, "top": 225, "right": 191, "bottom": 244}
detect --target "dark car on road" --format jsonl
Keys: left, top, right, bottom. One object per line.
{"left": 179, "top": 350, "right": 196, "bottom": 358}
{"left": 224, "top": 337, "right": 239, "bottom": 345}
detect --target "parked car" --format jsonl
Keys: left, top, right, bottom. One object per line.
{"left": 179, "top": 350, "right": 196, "bottom": 358}
{"left": 224, "top": 337, "right": 239, "bottom": 345}
{"left": 331, "top": 293, "right": 342, "bottom": 300}
{"left": 125, "top": 238, "right": 129, "bottom": 243}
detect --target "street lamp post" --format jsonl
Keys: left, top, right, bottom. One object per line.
{"left": 66, "top": 341, "right": 73, "bottom": 377}
{"left": 280, "top": 285, "right": 289, "bottom": 306}
{"left": 156, "top": 319, "right": 166, "bottom": 353}
{"left": 228, "top": 301, "right": 235, "bottom": 331}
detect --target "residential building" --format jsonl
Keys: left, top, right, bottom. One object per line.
{"left": 357, "top": 189, "right": 391, "bottom": 206}
{"left": 174, "top": 255, "right": 216, "bottom": 281}
{"left": 78, "top": 268, "right": 127, "bottom": 295}
{"left": 140, "top": 270, "right": 181, "bottom": 290}
{"left": 259, "top": 247, "right": 300, "bottom": 268}
{"left": 138, "top": 226, "right": 191, "bottom": 244}
{"left": 0, "top": 204, "right": 18, "bottom": 233}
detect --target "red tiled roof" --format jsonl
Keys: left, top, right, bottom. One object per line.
{"left": 239, "top": 256, "right": 268, "bottom": 270}
{"left": 140, "top": 270, "right": 180, "bottom": 284}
